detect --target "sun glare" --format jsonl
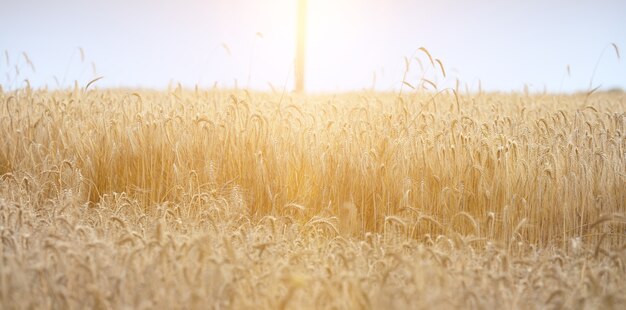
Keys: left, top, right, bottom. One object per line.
{"left": 295, "top": 0, "right": 307, "bottom": 92}
{"left": 304, "top": 0, "right": 390, "bottom": 91}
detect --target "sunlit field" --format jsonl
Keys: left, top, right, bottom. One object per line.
{"left": 2, "top": 0, "right": 626, "bottom": 307}
{"left": 1, "top": 83, "right": 625, "bottom": 308}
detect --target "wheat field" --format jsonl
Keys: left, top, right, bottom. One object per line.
{"left": 1, "top": 86, "right": 625, "bottom": 309}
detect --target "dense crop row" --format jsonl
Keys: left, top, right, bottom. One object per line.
{"left": 1, "top": 88, "right": 624, "bottom": 308}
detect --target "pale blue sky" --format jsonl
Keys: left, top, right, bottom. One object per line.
{"left": 1, "top": 0, "right": 625, "bottom": 92}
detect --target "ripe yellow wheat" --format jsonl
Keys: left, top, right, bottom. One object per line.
{"left": 0, "top": 87, "right": 624, "bottom": 308}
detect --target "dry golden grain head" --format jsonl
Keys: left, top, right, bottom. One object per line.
{"left": 339, "top": 201, "right": 357, "bottom": 236}
{"left": 421, "top": 78, "right": 437, "bottom": 90}
{"left": 384, "top": 215, "right": 408, "bottom": 232}
{"left": 611, "top": 43, "right": 620, "bottom": 60}
{"left": 418, "top": 47, "right": 435, "bottom": 67}
{"left": 435, "top": 58, "right": 446, "bottom": 78}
